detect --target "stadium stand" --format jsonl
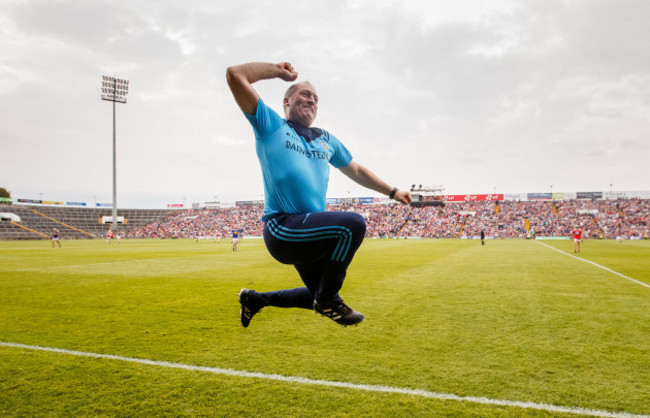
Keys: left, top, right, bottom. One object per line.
{"left": 1, "top": 199, "right": 648, "bottom": 241}
{"left": 122, "top": 198, "right": 649, "bottom": 240}
{"left": 125, "top": 206, "right": 264, "bottom": 239}
{"left": 0, "top": 204, "right": 175, "bottom": 241}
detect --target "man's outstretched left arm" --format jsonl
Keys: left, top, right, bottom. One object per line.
{"left": 339, "top": 161, "right": 412, "bottom": 205}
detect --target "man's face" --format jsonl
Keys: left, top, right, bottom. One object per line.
{"left": 284, "top": 83, "right": 319, "bottom": 127}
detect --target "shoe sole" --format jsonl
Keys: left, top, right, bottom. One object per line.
{"left": 239, "top": 288, "right": 251, "bottom": 328}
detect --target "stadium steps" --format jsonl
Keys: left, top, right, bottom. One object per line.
{"left": 30, "top": 208, "right": 96, "bottom": 238}
{"left": 0, "top": 204, "right": 177, "bottom": 241}
{"left": 0, "top": 205, "right": 66, "bottom": 239}
{"left": 395, "top": 218, "right": 410, "bottom": 236}
{"left": 459, "top": 216, "right": 468, "bottom": 237}
{"left": 33, "top": 206, "right": 176, "bottom": 239}
{"left": 9, "top": 221, "right": 49, "bottom": 238}
{"left": 591, "top": 216, "right": 604, "bottom": 235}
{"left": 552, "top": 202, "right": 559, "bottom": 215}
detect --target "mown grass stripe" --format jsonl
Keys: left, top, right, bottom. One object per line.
{"left": 0, "top": 251, "right": 269, "bottom": 272}
{"left": 1, "top": 341, "right": 646, "bottom": 418}
{"left": 535, "top": 241, "right": 650, "bottom": 288}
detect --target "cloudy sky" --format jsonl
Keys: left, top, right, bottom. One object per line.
{"left": 1, "top": 0, "right": 648, "bottom": 208}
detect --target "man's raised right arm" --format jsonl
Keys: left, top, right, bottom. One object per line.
{"left": 226, "top": 62, "right": 299, "bottom": 114}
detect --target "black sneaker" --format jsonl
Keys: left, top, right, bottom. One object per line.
{"left": 239, "top": 288, "right": 265, "bottom": 327}
{"left": 313, "top": 299, "right": 365, "bottom": 326}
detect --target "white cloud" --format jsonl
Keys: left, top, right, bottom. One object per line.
{"left": 1, "top": 0, "right": 648, "bottom": 207}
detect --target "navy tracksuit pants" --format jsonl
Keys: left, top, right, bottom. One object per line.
{"left": 261, "top": 211, "right": 366, "bottom": 309}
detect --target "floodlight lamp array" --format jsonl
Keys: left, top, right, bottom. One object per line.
{"left": 101, "top": 75, "right": 129, "bottom": 103}
{"left": 410, "top": 184, "right": 444, "bottom": 193}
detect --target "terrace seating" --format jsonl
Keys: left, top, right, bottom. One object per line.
{"left": 0, "top": 220, "right": 47, "bottom": 240}
{"left": 0, "top": 204, "right": 176, "bottom": 241}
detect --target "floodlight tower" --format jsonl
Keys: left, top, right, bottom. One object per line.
{"left": 101, "top": 75, "right": 129, "bottom": 232}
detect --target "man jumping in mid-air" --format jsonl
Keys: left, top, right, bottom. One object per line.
{"left": 226, "top": 61, "right": 411, "bottom": 327}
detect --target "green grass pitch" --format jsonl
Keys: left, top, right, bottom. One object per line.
{"left": 1, "top": 238, "right": 649, "bottom": 417}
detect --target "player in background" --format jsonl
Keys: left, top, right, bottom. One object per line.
{"left": 227, "top": 61, "right": 411, "bottom": 327}
{"left": 51, "top": 228, "right": 61, "bottom": 248}
{"left": 231, "top": 229, "right": 239, "bottom": 251}
{"left": 106, "top": 228, "right": 113, "bottom": 244}
{"left": 572, "top": 226, "right": 583, "bottom": 253}
{"left": 480, "top": 229, "right": 486, "bottom": 246}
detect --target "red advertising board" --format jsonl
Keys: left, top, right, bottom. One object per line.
{"left": 445, "top": 194, "right": 504, "bottom": 202}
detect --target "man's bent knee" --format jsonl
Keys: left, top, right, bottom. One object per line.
{"left": 343, "top": 212, "right": 367, "bottom": 237}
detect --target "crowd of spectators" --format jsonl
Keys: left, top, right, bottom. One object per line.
{"left": 125, "top": 206, "right": 264, "bottom": 239}
{"left": 126, "top": 199, "right": 650, "bottom": 240}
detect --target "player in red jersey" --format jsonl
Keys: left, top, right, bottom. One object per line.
{"left": 571, "top": 226, "right": 583, "bottom": 253}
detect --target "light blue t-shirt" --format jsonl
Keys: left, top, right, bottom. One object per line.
{"left": 244, "top": 98, "right": 353, "bottom": 220}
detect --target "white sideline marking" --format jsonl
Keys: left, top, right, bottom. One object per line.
{"left": 1, "top": 342, "right": 647, "bottom": 418}
{"left": 535, "top": 241, "right": 650, "bottom": 289}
